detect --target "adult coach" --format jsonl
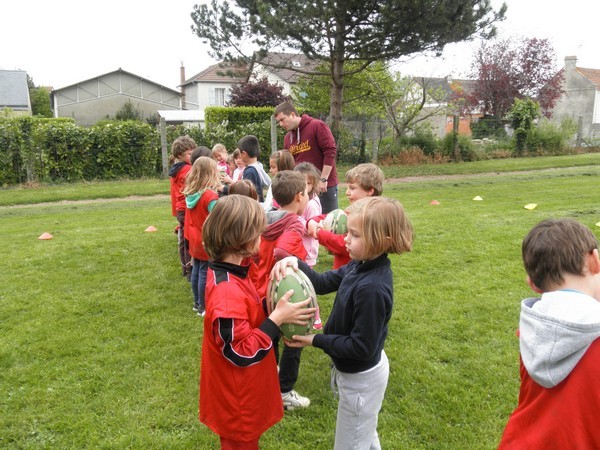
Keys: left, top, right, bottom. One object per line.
{"left": 274, "top": 102, "right": 339, "bottom": 213}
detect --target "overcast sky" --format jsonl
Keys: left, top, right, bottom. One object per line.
{"left": 2, "top": 0, "right": 598, "bottom": 90}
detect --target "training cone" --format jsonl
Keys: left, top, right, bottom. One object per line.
{"left": 596, "top": 222, "right": 600, "bottom": 227}
{"left": 145, "top": 226, "right": 158, "bottom": 232}
{"left": 473, "top": 196, "right": 483, "bottom": 201}
{"left": 524, "top": 203, "right": 537, "bottom": 210}
{"left": 38, "top": 232, "right": 53, "bottom": 240}
{"left": 430, "top": 200, "right": 440, "bottom": 205}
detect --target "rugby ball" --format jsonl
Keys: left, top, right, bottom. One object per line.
{"left": 322, "top": 209, "right": 348, "bottom": 234}
{"left": 267, "top": 266, "right": 318, "bottom": 340}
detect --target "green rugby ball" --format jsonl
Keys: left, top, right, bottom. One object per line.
{"left": 322, "top": 208, "right": 348, "bottom": 234}
{"left": 267, "top": 266, "right": 318, "bottom": 340}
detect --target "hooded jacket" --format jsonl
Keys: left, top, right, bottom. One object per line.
{"left": 284, "top": 114, "right": 338, "bottom": 188}
{"left": 499, "top": 291, "right": 600, "bottom": 448}
{"left": 169, "top": 161, "right": 191, "bottom": 216}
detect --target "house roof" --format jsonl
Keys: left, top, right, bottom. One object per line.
{"left": 577, "top": 67, "right": 600, "bottom": 89}
{"left": 413, "top": 76, "right": 478, "bottom": 98}
{"left": 249, "top": 52, "right": 321, "bottom": 83}
{"left": 182, "top": 62, "right": 249, "bottom": 86}
{"left": 52, "top": 68, "right": 181, "bottom": 95}
{"left": 0, "top": 70, "right": 30, "bottom": 110}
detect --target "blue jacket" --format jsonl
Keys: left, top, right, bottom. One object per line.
{"left": 298, "top": 253, "right": 393, "bottom": 373}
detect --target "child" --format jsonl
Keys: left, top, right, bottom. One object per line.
{"left": 183, "top": 156, "right": 220, "bottom": 316}
{"left": 498, "top": 218, "right": 600, "bottom": 448}
{"left": 236, "top": 135, "right": 266, "bottom": 202}
{"left": 256, "top": 170, "right": 311, "bottom": 410}
{"left": 294, "top": 162, "right": 322, "bottom": 267}
{"left": 169, "top": 135, "right": 196, "bottom": 279}
{"left": 272, "top": 196, "right": 413, "bottom": 449}
{"left": 199, "top": 195, "right": 315, "bottom": 449}
{"left": 212, "top": 143, "right": 231, "bottom": 176}
{"left": 231, "top": 149, "right": 245, "bottom": 182}
{"left": 307, "top": 163, "right": 384, "bottom": 269}
{"left": 262, "top": 149, "right": 295, "bottom": 211}
{"left": 229, "top": 179, "right": 258, "bottom": 201}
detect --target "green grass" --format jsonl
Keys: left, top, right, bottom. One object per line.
{"left": 1, "top": 155, "right": 600, "bottom": 449}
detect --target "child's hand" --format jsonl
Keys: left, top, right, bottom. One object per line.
{"left": 307, "top": 220, "right": 322, "bottom": 239}
{"left": 270, "top": 256, "right": 299, "bottom": 281}
{"left": 269, "top": 290, "right": 315, "bottom": 327}
{"left": 284, "top": 334, "right": 315, "bottom": 348}
{"left": 221, "top": 174, "right": 233, "bottom": 185}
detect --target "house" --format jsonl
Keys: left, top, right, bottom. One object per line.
{"left": 52, "top": 68, "right": 182, "bottom": 126}
{"left": 551, "top": 56, "right": 600, "bottom": 141}
{"left": 0, "top": 70, "right": 32, "bottom": 116}
{"left": 179, "top": 52, "right": 320, "bottom": 112}
{"left": 413, "top": 76, "right": 481, "bottom": 137}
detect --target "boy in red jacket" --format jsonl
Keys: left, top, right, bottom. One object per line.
{"left": 498, "top": 218, "right": 600, "bottom": 448}
{"left": 307, "top": 163, "right": 384, "bottom": 269}
{"left": 169, "top": 135, "right": 196, "bottom": 279}
{"left": 255, "top": 170, "right": 312, "bottom": 410}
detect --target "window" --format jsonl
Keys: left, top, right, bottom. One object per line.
{"left": 215, "top": 88, "right": 226, "bottom": 106}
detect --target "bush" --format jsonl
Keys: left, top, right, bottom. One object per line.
{"left": 470, "top": 116, "right": 507, "bottom": 139}
{"left": 441, "top": 133, "right": 479, "bottom": 162}
{"left": 526, "top": 118, "right": 577, "bottom": 155}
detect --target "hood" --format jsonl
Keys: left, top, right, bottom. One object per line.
{"left": 263, "top": 211, "right": 301, "bottom": 241}
{"left": 185, "top": 192, "right": 201, "bottom": 209}
{"left": 519, "top": 291, "right": 600, "bottom": 388}
{"left": 169, "top": 161, "right": 187, "bottom": 177}
{"left": 289, "top": 114, "right": 314, "bottom": 145}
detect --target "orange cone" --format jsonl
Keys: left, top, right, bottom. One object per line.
{"left": 145, "top": 226, "right": 158, "bottom": 232}
{"left": 430, "top": 200, "right": 440, "bottom": 205}
{"left": 38, "top": 232, "right": 53, "bottom": 240}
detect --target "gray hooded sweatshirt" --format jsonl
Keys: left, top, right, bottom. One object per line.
{"left": 519, "top": 290, "right": 600, "bottom": 388}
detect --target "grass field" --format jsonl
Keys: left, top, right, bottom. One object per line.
{"left": 1, "top": 154, "right": 599, "bottom": 449}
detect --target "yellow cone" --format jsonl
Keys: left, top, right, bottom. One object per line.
{"left": 473, "top": 196, "right": 483, "bottom": 201}
{"left": 524, "top": 203, "right": 537, "bottom": 210}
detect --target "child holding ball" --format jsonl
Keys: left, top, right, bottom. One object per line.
{"left": 271, "top": 196, "right": 413, "bottom": 449}
{"left": 199, "top": 195, "right": 315, "bottom": 450}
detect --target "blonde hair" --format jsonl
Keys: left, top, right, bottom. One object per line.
{"left": 212, "top": 143, "right": 227, "bottom": 158}
{"left": 183, "top": 156, "right": 220, "bottom": 195}
{"left": 202, "top": 195, "right": 266, "bottom": 261}
{"left": 345, "top": 163, "right": 384, "bottom": 196}
{"left": 294, "top": 162, "right": 321, "bottom": 198}
{"left": 346, "top": 197, "right": 413, "bottom": 259}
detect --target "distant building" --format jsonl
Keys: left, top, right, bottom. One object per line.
{"left": 551, "top": 56, "right": 600, "bottom": 141}
{"left": 0, "top": 70, "right": 32, "bottom": 116}
{"left": 52, "top": 68, "right": 181, "bottom": 126}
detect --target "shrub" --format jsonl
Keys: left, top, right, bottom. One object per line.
{"left": 470, "top": 116, "right": 507, "bottom": 139}
{"left": 526, "top": 118, "right": 577, "bottom": 155}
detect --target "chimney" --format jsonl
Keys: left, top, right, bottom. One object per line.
{"left": 180, "top": 62, "right": 186, "bottom": 109}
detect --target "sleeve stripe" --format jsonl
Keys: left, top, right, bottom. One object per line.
{"left": 218, "top": 318, "right": 273, "bottom": 367}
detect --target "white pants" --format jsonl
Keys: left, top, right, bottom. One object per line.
{"left": 332, "top": 351, "right": 389, "bottom": 450}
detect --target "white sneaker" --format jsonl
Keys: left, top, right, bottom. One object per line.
{"left": 281, "top": 390, "right": 310, "bottom": 410}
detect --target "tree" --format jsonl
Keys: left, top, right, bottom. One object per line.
{"left": 509, "top": 97, "right": 540, "bottom": 155}
{"left": 115, "top": 99, "right": 142, "bottom": 121}
{"left": 293, "top": 60, "right": 392, "bottom": 119}
{"left": 27, "top": 75, "right": 52, "bottom": 118}
{"left": 191, "top": 0, "right": 506, "bottom": 139}
{"left": 228, "top": 76, "right": 291, "bottom": 107}
{"left": 469, "top": 37, "right": 563, "bottom": 120}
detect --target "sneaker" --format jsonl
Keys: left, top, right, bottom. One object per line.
{"left": 197, "top": 310, "right": 205, "bottom": 317}
{"left": 192, "top": 305, "right": 199, "bottom": 312}
{"left": 282, "top": 390, "right": 310, "bottom": 410}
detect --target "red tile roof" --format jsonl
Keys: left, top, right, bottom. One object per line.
{"left": 577, "top": 67, "right": 600, "bottom": 89}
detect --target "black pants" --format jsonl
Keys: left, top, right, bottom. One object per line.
{"left": 274, "top": 338, "right": 303, "bottom": 393}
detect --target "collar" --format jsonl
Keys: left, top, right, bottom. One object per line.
{"left": 208, "top": 260, "right": 250, "bottom": 279}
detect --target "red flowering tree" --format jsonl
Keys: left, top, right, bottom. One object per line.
{"left": 228, "top": 76, "right": 291, "bottom": 107}
{"left": 469, "top": 37, "right": 563, "bottom": 119}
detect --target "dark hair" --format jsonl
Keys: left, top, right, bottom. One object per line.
{"left": 237, "top": 135, "right": 260, "bottom": 158}
{"left": 270, "top": 150, "right": 295, "bottom": 172}
{"left": 272, "top": 170, "right": 306, "bottom": 207}
{"left": 229, "top": 179, "right": 258, "bottom": 200}
{"left": 274, "top": 102, "right": 298, "bottom": 116}
{"left": 523, "top": 218, "right": 598, "bottom": 291}
{"left": 191, "top": 146, "right": 211, "bottom": 165}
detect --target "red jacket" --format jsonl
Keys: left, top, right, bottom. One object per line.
{"left": 284, "top": 114, "right": 338, "bottom": 188}
{"left": 256, "top": 211, "right": 307, "bottom": 299}
{"left": 169, "top": 162, "right": 191, "bottom": 216}
{"left": 200, "top": 261, "right": 282, "bottom": 441}
{"left": 498, "top": 339, "right": 600, "bottom": 449}
{"left": 310, "top": 214, "right": 351, "bottom": 269}
{"left": 185, "top": 189, "right": 218, "bottom": 260}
